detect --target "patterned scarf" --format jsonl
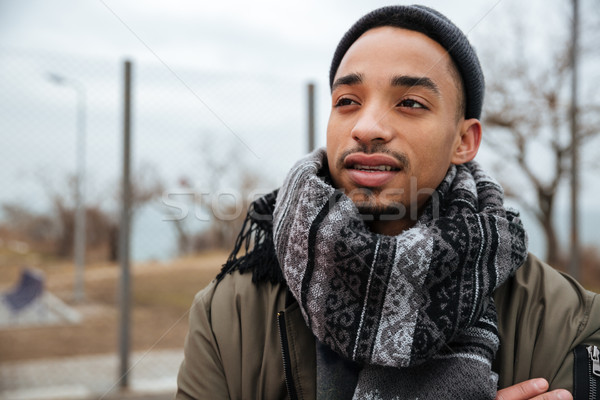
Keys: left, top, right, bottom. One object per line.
{"left": 272, "top": 149, "right": 528, "bottom": 399}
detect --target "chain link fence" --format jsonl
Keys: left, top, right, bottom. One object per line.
{"left": 0, "top": 47, "right": 318, "bottom": 398}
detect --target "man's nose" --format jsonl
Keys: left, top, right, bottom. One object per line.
{"left": 350, "top": 106, "right": 394, "bottom": 144}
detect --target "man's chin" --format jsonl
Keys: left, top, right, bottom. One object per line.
{"left": 356, "top": 203, "right": 409, "bottom": 221}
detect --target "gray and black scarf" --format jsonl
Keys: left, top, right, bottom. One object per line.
{"left": 272, "top": 149, "right": 527, "bottom": 399}
{"left": 219, "top": 148, "right": 528, "bottom": 399}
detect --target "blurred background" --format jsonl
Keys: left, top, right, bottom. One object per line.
{"left": 0, "top": 0, "right": 599, "bottom": 399}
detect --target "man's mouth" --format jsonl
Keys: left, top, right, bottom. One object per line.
{"left": 343, "top": 153, "right": 404, "bottom": 187}
{"left": 344, "top": 153, "right": 404, "bottom": 172}
{"left": 351, "top": 164, "right": 398, "bottom": 172}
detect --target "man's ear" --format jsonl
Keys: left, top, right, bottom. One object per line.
{"left": 451, "top": 118, "right": 481, "bottom": 165}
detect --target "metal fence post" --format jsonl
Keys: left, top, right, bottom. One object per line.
{"left": 119, "top": 59, "right": 133, "bottom": 389}
{"left": 307, "top": 82, "right": 315, "bottom": 153}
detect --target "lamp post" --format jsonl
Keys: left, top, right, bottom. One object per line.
{"left": 48, "top": 73, "right": 87, "bottom": 303}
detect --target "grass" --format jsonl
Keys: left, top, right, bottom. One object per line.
{"left": 1, "top": 246, "right": 599, "bottom": 362}
{"left": 0, "top": 251, "right": 225, "bottom": 362}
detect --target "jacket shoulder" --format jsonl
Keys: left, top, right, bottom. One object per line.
{"left": 200, "top": 270, "right": 290, "bottom": 399}
{"left": 494, "top": 253, "right": 600, "bottom": 391}
{"left": 176, "top": 278, "right": 230, "bottom": 399}
{"left": 210, "top": 270, "right": 288, "bottom": 315}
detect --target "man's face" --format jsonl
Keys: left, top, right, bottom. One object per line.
{"left": 326, "top": 26, "right": 475, "bottom": 235}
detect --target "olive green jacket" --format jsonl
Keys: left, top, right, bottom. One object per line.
{"left": 176, "top": 254, "right": 600, "bottom": 399}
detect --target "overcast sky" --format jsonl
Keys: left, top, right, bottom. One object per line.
{"left": 0, "top": 0, "right": 529, "bottom": 190}
{"left": 0, "top": 0, "right": 504, "bottom": 77}
{"left": 1, "top": 0, "right": 597, "bottom": 259}
{"left": 0, "top": 0, "right": 511, "bottom": 195}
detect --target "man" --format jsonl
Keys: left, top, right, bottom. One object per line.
{"left": 176, "top": 5, "right": 600, "bottom": 399}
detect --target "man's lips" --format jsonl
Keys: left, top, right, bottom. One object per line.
{"left": 343, "top": 153, "right": 403, "bottom": 187}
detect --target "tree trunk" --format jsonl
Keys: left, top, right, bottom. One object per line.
{"left": 108, "top": 223, "right": 119, "bottom": 262}
{"left": 539, "top": 213, "right": 560, "bottom": 266}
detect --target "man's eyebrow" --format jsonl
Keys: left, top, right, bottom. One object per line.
{"left": 391, "top": 75, "right": 440, "bottom": 96}
{"left": 331, "top": 73, "right": 363, "bottom": 91}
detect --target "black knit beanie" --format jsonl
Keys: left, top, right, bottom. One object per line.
{"left": 329, "top": 5, "right": 484, "bottom": 120}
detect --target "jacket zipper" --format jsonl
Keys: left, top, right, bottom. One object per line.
{"left": 589, "top": 346, "right": 600, "bottom": 376}
{"left": 588, "top": 345, "right": 600, "bottom": 399}
{"left": 278, "top": 311, "right": 299, "bottom": 400}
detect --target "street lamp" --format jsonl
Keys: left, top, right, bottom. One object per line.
{"left": 48, "top": 72, "right": 87, "bottom": 303}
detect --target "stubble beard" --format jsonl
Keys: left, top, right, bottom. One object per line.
{"left": 335, "top": 143, "right": 413, "bottom": 221}
{"left": 350, "top": 189, "right": 411, "bottom": 221}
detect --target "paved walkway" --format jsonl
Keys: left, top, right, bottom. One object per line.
{"left": 0, "top": 349, "right": 183, "bottom": 400}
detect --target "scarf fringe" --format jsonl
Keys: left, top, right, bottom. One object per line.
{"left": 217, "top": 189, "right": 284, "bottom": 285}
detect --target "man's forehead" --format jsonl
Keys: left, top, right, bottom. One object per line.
{"left": 334, "top": 26, "right": 454, "bottom": 87}
{"left": 342, "top": 26, "right": 451, "bottom": 62}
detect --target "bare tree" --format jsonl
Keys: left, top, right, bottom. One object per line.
{"left": 1, "top": 203, "right": 56, "bottom": 254}
{"left": 480, "top": 2, "right": 600, "bottom": 266}
{"left": 0, "top": 174, "right": 112, "bottom": 260}
{"left": 165, "top": 134, "right": 270, "bottom": 256}
{"left": 105, "top": 162, "right": 165, "bottom": 261}
{"left": 0, "top": 162, "right": 166, "bottom": 262}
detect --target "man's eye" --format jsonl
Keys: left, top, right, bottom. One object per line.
{"left": 335, "top": 98, "right": 359, "bottom": 107}
{"left": 397, "top": 99, "right": 426, "bottom": 109}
